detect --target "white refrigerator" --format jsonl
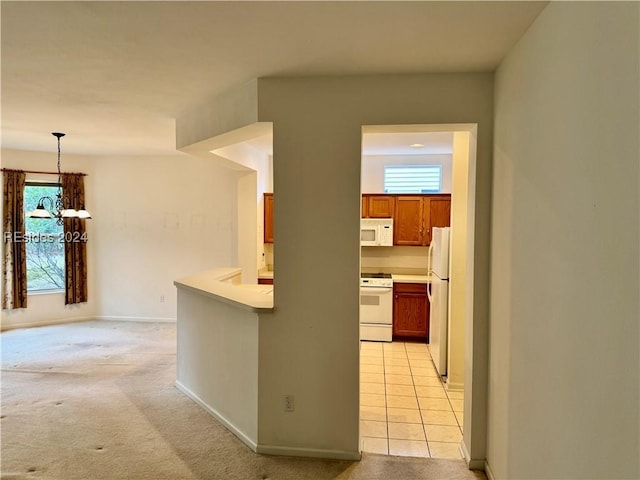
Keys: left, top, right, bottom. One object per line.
{"left": 427, "top": 226, "right": 450, "bottom": 377}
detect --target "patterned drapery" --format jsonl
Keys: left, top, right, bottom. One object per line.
{"left": 61, "top": 173, "right": 88, "bottom": 305}
{"left": 2, "top": 170, "right": 27, "bottom": 309}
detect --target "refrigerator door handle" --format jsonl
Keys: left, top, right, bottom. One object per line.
{"left": 427, "top": 242, "right": 434, "bottom": 276}
{"left": 426, "top": 281, "right": 432, "bottom": 301}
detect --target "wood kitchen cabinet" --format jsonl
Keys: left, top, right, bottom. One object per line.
{"left": 258, "top": 278, "right": 273, "bottom": 285}
{"left": 394, "top": 196, "right": 425, "bottom": 246}
{"left": 362, "top": 194, "right": 394, "bottom": 218}
{"left": 264, "top": 193, "right": 274, "bottom": 243}
{"left": 393, "top": 282, "right": 429, "bottom": 340}
{"left": 394, "top": 194, "right": 451, "bottom": 246}
{"left": 426, "top": 195, "right": 451, "bottom": 245}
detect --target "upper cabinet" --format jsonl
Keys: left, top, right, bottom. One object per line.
{"left": 391, "top": 194, "right": 451, "bottom": 246}
{"left": 362, "top": 195, "right": 394, "bottom": 218}
{"left": 265, "top": 192, "right": 449, "bottom": 246}
{"left": 264, "top": 193, "right": 274, "bottom": 243}
{"left": 394, "top": 196, "right": 425, "bottom": 246}
{"left": 426, "top": 196, "right": 451, "bottom": 244}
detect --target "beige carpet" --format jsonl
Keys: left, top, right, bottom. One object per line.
{"left": 1, "top": 320, "right": 486, "bottom": 480}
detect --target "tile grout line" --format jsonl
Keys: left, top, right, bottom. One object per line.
{"left": 407, "top": 342, "right": 432, "bottom": 458}
{"left": 360, "top": 342, "right": 387, "bottom": 454}
{"left": 426, "top": 343, "right": 465, "bottom": 449}
{"left": 361, "top": 341, "right": 462, "bottom": 458}
{"left": 382, "top": 342, "right": 390, "bottom": 455}
{"left": 444, "top": 383, "right": 463, "bottom": 434}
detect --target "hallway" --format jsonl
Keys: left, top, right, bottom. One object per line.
{"left": 360, "top": 341, "right": 464, "bottom": 459}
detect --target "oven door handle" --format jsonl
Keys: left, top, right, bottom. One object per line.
{"left": 360, "top": 287, "right": 393, "bottom": 295}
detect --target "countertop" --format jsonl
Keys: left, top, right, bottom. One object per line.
{"left": 257, "top": 270, "right": 426, "bottom": 283}
{"left": 258, "top": 269, "right": 273, "bottom": 279}
{"left": 175, "top": 268, "right": 274, "bottom": 312}
{"left": 392, "top": 274, "right": 430, "bottom": 284}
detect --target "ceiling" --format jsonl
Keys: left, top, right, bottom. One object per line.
{"left": 362, "top": 132, "right": 454, "bottom": 156}
{"left": 1, "top": 1, "right": 547, "bottom": 156}
{"left": 243, "top": 131, "right": 454, "bottom": 156}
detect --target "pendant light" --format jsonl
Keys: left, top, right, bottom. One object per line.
{"left": 26, "top": 132, "right": 92, "bottom": 224}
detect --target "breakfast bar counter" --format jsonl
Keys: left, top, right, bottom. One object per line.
{"left": 174, "top": 268, "right": 274, "bottom": 452}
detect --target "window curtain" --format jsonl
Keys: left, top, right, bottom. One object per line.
{"left": 2, "top": 170, "right": 27, "bottom": 309}
{"left": 61, "top": 173, "right": 88, "bottom": 305}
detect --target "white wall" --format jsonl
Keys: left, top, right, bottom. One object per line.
{"left": 490, "top": 3, "right": 639, "bottom": 479}
{"left": 1, "top": 148, "right": 98, "bottom": 329}
{"left": 1, "top": 149, "right": 238, "bottom": 328}
{"left": 176, "top": 286, "right": 259, "bottom": 448}
{"left": 361, "top": 246, "right": 428, "bottom": 273}
{"left": 447, "top": 131, "right": 473, "bottom": 391}
{"left": 255, "top": 74, "right": 494, "bottom": 460}
{"left": 91, "top": 153, "right": 237, "bottom": 322}
{"left": 213, "top": 143, "right": 272, "bottom": 279}
{"left": 361, "top": 154, "right": 452, "bottom": 193}
{"left": 237, "top": 171, "right": 258, "bottom": 283}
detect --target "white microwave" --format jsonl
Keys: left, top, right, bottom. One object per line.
{"left": 361, "top": 218, "right": 393, "bottom": 246}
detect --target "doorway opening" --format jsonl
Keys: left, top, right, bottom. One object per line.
{"left": 359, "top": 124, "right": 477, "bottom": 461}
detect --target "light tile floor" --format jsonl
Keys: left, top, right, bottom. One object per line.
{"left": 360, "top": 340, "right": 464, "bottom": 459}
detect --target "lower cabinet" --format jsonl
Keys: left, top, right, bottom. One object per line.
{"left": 393, "top": 282, "right": 429, "bottom": 340}
{"left": 258, "top": 278, "right": 273, "bottom": 285}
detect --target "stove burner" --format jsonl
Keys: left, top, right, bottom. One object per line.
{"left": 361, "top": 272, "right": 392, "bottom": 279}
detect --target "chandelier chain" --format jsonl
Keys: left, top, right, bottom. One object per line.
{"left": 25, "top": 132, "right": 91, "bottom": 223}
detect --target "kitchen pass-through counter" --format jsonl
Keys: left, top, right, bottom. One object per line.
{"left": 174, "top": 268, "right": 274, "bottom": 454}
{"left": 173, "top": 267, "right": 428, "bottom": 457}
{"left": 175, "top": 267, "right": 273, "bottom": 311}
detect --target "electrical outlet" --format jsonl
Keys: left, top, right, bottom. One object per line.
{"left": 160, "top": 295, "right": 165, "bottom": 303}
{"left": 284, "top": 395, "right": 294, "bottom": 412}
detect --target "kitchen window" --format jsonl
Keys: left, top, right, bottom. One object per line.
{"left": 384, "top": 165, "right": 442, "bottom": 194}
{"left": 24, "top": 183, "right": 65, "bottom": 292}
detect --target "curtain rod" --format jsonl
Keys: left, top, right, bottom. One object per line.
{"left": 1, "top": 168, "right": 87, "bottom": 176}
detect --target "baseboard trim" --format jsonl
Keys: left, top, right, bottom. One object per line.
{"left": 485, "top": 460, "right": 496, "bottom": 480}
{"left": 175, "top": 381, "right": 360, "bottom": 462}
{"left": 1, "top": 316, "right": 176, "bottom": 331}
{"left": 255, "top": 444, "right": 361, "bottom": 461}
{"left": 174, "top": 380, "right": 258, "bottom": 452}
{"left": 0, "top": 315, "right": 94, "bottom": 331}
{"left": 461, "top": 441, "right": 485, "bottom": 471}
{"left": 446, "top": 380, "right": 464, "bottom": 391}
{"left": 96, "top": 315, "right": 176, "bottom": 323}
{"left": 461, "top": 440, "right": 471, "bottom": 463}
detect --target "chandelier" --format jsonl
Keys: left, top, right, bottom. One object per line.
{"left": 26, "top": 132, "right": 92, "bottom": 225}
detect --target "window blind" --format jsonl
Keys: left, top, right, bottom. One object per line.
{"left": 384, "top": 165, "right": 442, "bottom": 193}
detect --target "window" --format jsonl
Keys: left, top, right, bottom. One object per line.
{"left": 383, "top": 165, "right": 442, "bottom": 194}
{"left": 24, "top": 183, "right": 65, "bottom": 291}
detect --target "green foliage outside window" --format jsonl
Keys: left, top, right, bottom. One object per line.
{"left": 24, "top": 185, "right": 65, "bottom": 291}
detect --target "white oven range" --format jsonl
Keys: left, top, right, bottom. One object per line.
{"left": 359, "top": 273, "right": 393, "bottom": 342}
